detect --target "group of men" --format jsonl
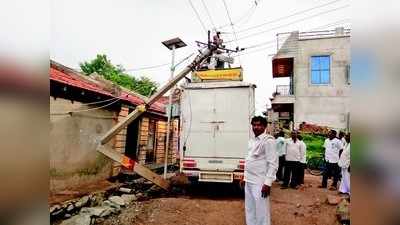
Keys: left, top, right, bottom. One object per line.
{"left": 275, "top": 130, "right": 307, "bottom": 189}
{"left": 243, "top": 116, "right": 351, "bottom": 225}
{"left": 319, "top": 130, "right": 351, "bottom": 194}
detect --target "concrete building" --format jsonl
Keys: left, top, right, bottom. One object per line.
{"left": 270, "top": 27, "right": 350, "bottom": 131}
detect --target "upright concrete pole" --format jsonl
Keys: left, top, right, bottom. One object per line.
{"left": 164, "top": 45, "right": 176, "bottom": 179}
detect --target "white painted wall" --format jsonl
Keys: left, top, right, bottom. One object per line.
{"left": 293, "top": 36, "right": 350, "bottom": 129}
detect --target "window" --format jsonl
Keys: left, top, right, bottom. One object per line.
{"left": 311, "top": 55, "right": 330, "bottom": 84}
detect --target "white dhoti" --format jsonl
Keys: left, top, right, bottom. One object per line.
{"left": 245, "top": 182, "right": 271, "bottom": 225}
{"left": 339, "top": 168, "right": 350, "bottom": 194}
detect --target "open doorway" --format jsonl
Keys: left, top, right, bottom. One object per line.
{"left": 125, "top": 117, "right": 139, "bottom": 160}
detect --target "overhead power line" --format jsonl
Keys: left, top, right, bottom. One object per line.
{"left": 310, "top": 19, "right": 351, "bottom": 30}
{"left": 201, "top": 0, "right": 217, "bottom": 31}
{"left": 221, "top": 19, "right": 351, "bottom": 53}
{"left": 217, "top": 0, "right": 261, "bottom": 30}
{"left": 236, "top": 23, "right": 352, "bottom": 56}
{"left": 221, "top": 0, "right": 242, "bottom": 64}
{"left": 232, "top": 45, "right": 274, "bottom": 57}
{"left": 188, "top": 0, "right": 208, "bottom": 34}
{"left": 125, "top": 52, "right": 195, "bottom": 72}
{"left": 125, "top": 62, "right": 170, "bottom": 72}
{"left": 235, "top": 0, "right": 345, "bottom": 34}
{"left": 225, "top": 4, "right": 349, "bottom": 43}
{"left": 51, "top": 98, "right": 121, "bottom": 115}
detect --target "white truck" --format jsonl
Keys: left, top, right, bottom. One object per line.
{"left": 180, "top": 81, "right": 255, "bottom": 183}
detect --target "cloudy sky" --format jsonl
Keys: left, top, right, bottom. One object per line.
{"left": 51, "top": 0, "right": 349, "bottom": 114}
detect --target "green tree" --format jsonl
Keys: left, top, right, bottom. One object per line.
{"left": 79, "top": 54, "right": 158, "bottom": 96}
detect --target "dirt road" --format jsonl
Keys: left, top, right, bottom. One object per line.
{"left": 100, "top": 174, "right": 341, "bottom": 225}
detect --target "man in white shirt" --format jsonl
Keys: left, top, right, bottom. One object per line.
{"left": 244, "top": 116, "right": 278, "bottom": 225}
{"left": 339, "top": 133, "right": 350, "bottom": 194}
{"left": 297, "top": 135, "right": 307, "bottom": 185}
{"left": 281, "top": 131, "right": 304, "bottom": 189}
{"left": 319, "top": 130, "right": 342, "bottom": 190}
{"left": 275, "top": 131, "right": 286, "bottom": 182}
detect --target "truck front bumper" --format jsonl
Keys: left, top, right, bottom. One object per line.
{"left": 182, "top": 170, "right": 244, "bottom": 183}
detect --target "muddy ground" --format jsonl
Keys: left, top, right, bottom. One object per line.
{"left": 98, "top": 174, "right": 341, "bottom": 225}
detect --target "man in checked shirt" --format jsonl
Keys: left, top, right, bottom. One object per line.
{"left": 242, "top": 116, "right": 278, "bottom": 225}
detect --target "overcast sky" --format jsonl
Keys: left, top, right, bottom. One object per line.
{"left": 51, "top": 0, "right": 349, "bottom": 114}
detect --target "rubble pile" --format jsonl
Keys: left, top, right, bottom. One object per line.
{"left": 50, "top": 172, "right": 186, "bottom": 225}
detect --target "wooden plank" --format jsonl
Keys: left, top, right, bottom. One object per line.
{"left": 101, "top": 106, "right": 146, "bottom": 144}
{"left": 97, "top": 145, "right": 170, "bottom": 190}
{"left": 133, "top": 163, "right": 170, "bottom": 190}
{"left": 98, "top": 145, "right": 124, "bottom": 162}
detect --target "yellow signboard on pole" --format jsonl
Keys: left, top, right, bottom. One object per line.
{"left": 192, "top": 68, "right": 243, "bottom": 82}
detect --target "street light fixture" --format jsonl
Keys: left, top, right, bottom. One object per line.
{"left": 161, "top": 37, "right": 186, "bottom": 179}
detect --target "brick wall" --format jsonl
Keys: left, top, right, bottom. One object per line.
{"left": 155, "top": 119, "right": 179, "bottom": 164}
{"left": 155, "top": 120, "right": 167, "bottom": 164}
{"left": 111, "top": 111, "right": 179, "bottom": 167}
{"left": 111, "top": 105, "right": 129, "bottom": 176}
{"left": 137, "top": 117, "right": 149, "bottom": 164}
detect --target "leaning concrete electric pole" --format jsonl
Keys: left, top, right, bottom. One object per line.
{"left": 97, "top": 42, "right": 217, "bottom": 190}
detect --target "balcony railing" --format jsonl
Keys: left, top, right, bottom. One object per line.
{"left": 273, "top": 85, "right": 293, "bottom": 96}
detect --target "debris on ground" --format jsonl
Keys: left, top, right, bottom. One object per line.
{"left": 336, "top": 198, "right": 350, "bottom": 225}
{"left": 60, "top": 214, "right": 92, "bottom": 225}
{"left": 50, "top": 168, "right": 179, "bottom": 225}
{"left": 51, "top": 173, "right": 347, "bottom": 225}
{"left": 108, "top": 196, "right": 125, "bottom": 207}
{"left": 326, "top": 194, "right": 342, "bottom": 205}
{"left": 119, "top": 187, "right": 134, "bottom": 194}
{"left": 96, "top": 174, "right": 344, "bottom": 225}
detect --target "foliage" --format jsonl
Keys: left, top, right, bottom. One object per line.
{"left": 80, "top": 54, "right": 158, "bottom": 96}
{"left": 301, "top": 133, "right": 325, "bottom": 161}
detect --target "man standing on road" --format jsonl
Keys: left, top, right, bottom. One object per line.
{"left": 319, "top": 130, "right": 342, "bottom": 190}
{"left": 297, "top": 135, "right": 307, "bottom": 185}
{"left": 281, "top": 131, "right": 303, "bottom": 189}
{"left": 275, "top": 131, "right": 286, "bottom": 182}
{"left": 338, "top": 133, "right": 350, "bottom": 195}
{"left": 243, "top": 116, "right": 278, "bottom": 225}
